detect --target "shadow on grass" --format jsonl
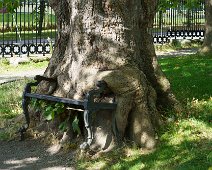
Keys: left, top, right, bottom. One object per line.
{"left": 82, "top": 136, "right": 211, "bottom": 170}
{"left": 110, "top": 139, "right": 211, "bottom": 170}
{"left": 159, "top": 53, "right": 212, "bottom": 124}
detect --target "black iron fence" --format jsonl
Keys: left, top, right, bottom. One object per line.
{"left": 0, "top": 0, "right": 206, "bottom": 57}
{"left": 152, "top": 0, "right": 205, "bottom": 43}
{"left": 0, "top": 0, "right": 56, "bottom": 57}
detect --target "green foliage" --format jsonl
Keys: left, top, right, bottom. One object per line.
{"left": 59, "top": 115, "right": 81, "bottom": 134}
{"left": 31, "top": 99, "right": 81, "bottom": 134}
{"left": 59, "top": 118, "right": 69, "bottom": 132}
{"left": 43, "top": 103, "right": 65, "bottom": 121}
{"left": 0, "top": 58, "right": 10, "bottom": 65}
{"left": 0, "top": 0, "right": 41, "bottom": 13}
{"left": 72, "top": 116, "right": 81, "bottom": 135}
{"left": 31, "top": 100, "right": 65, "bottom": 121}
{"left": 158, "top": 0, "right": 202, "bottom": 12}
{"left": 0, "top": 0, "right": 20, "bottom": 13}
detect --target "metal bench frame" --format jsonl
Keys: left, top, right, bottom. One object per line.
{"left": 19, "top": 75, "right": 117, "bottom": 150}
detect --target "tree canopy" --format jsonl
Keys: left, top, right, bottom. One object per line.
{"left": 0, "top": 0, "right": 20, "bottom": 13}
{"left": 158, "top": 0, "right": 203, "bottom": 11}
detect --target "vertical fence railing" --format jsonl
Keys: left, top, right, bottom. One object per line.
{"left": 153, "top": 0, "right": 205, "bottom": 43}
{"left": 0, "top": 0, "right": 56, "bottom": 57}
{"left": 0, "top": 0, "right": 206, "bottom": 57}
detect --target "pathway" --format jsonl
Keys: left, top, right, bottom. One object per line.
{"left": 156, "top": 48, "right": 198, "bottom": 58}
{"left": 0, "top": 69, "right": 45, "bottom": 85}
{"left": 0, "top": 139, "right": 75, "bottom": 170}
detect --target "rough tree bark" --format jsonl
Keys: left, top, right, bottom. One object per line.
{"left": 34, "top": 0, "right": 180, "bottom": 151}
{"left": 199, "top": 0, "right": 212, "bottom": 54}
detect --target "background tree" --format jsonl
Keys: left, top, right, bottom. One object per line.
{"left": 0, "top": 0, "right": 19, "bottom": 13}
{"left": 38, "top": 0, "right": 46, "bottom": 35}
{"left": 199, "top": 0, "right": 212, "bottom": 54}
{"left": 0, "top": 0, "right": 46, "bottom": 35}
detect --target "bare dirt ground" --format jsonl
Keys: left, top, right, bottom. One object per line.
{"left": 0, "top": 68, "right": 45, "bottom": 85}
{"left": 0, "top": 139, "right": 76, "bottom": 170}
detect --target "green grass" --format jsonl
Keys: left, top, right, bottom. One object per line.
{"left": 77, "top": 54, "right": 212, "bottom": 170}
{"left": 0, "top": 59, "right": 48, "bottom": 140}
{"left": 78, "top": 118, "right": 212, "bottom": 169}
{"left": 0, "top": 29, "right": 56, "bottom": 41}
{"left": 160, "top": 54, "right": 212, "bottom": 102}
{"left": 0, "top": 79, "right": 34, "bottom": 140}
{"left": 0, "top": 79, "right": 31, "bottom": 120}
{"left": 0, "top": 58, "right": 48, "bottom": 74}
{"left": 155, "top": 41, "right": 203, "bottom": 52}
{"left": 0, "top": 58, "right": 49, "bottom": 117}
{"left": 0, "top": 13, "right": 56, "bottom": 24}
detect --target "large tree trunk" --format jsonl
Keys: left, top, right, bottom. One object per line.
{"left": 34, "top": 0, "right": 179, "bottom": 151}
{"left": 199, "top": 0, "right": 212, "bottom": 54}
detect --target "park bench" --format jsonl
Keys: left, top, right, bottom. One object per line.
{"left": 19, "top": 75, "right": 117, "bottom": 150}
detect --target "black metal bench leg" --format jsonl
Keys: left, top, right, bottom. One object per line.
{"left": 80, "top": 110, "right": 93, "bottom": 150}
{"left": 18, "top": 83, "right": 33, "bottom": 141}
{"left": 19, "top": 97, "right": 29, "bottom": 140}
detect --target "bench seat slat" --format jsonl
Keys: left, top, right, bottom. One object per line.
{"left": 25, "top": 93, "right": 84, "bottom": 106}
{"left": 25, "top": 93, "right": 117, "bottom": 111}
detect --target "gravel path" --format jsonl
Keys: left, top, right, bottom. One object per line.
{"left": 0, "top": 69, "right": 45, "bottom": 85}
{"left": 0, "top": 139, "right": 76, "bottom": 170}
{"left": 156, "top": 48, "right": 198, "bottom": 58}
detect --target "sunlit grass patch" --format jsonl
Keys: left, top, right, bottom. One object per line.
{"left": 0, "top": 58, "right": 48, "bottom": 74}
{"left": 185, "top": 97, "right": 212, "bottom": 123}
{"left": 159, "top": 54, "right": 212, "bottom": 101}
{"left": 155, "top": 41, "right": 202, "bottom": 51}
{"left": 0, "top": 79, "right": 33, "bottom": 140}
{"left": 161, "top": 118, "right": 212, "bottom": 146}
{"left": 0, "top": 79, "right": 31, "bottom": 120}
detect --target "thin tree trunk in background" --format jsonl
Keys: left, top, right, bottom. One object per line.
{"left": 38, "top": 0, "right": 45, "bottom": 35}
{"left": 199, "top": 0, "right": 212, "bottom": 54}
